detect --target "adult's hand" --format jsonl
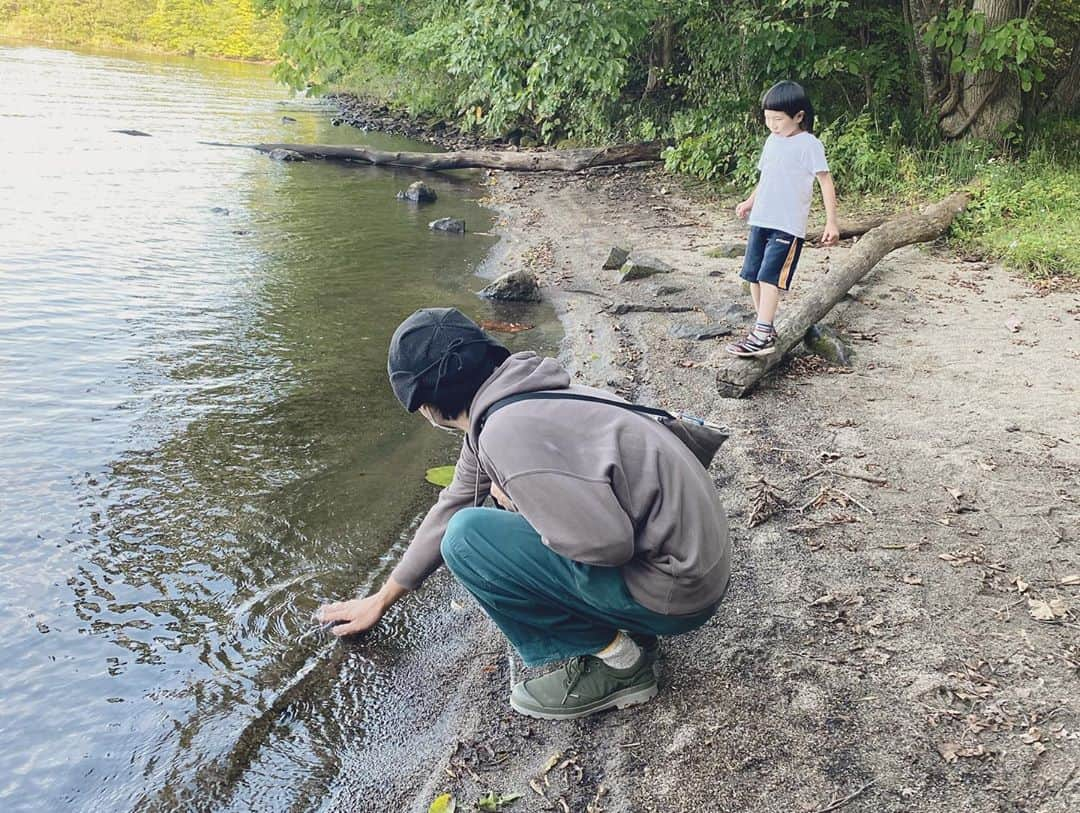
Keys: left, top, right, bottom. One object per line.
{"left": 318, "top": 577, "right": 408, "bottom": 637}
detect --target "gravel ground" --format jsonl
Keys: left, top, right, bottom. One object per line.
{"left": 332, "top": 165, "right": 1079, "bottom": 813}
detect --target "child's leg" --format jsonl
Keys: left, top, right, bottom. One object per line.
{"left": 757, "top": 282, "right": 780, "bottom": 325}
{"left": 727, "top": 230, "right": 803, "bottom": 357}
{"left": 750, "top": 282, "right": 761, "bottom": 313}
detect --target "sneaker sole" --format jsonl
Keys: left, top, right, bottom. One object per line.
{"left": 509, "top": 683, "right": 659, "bottom": 721}
{"left": 726, "top": 346, "right": 776, "bottom": 358}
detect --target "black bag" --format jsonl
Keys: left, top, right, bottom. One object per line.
{"left": 479, "top": 391, "right": 729, "bottom": 469}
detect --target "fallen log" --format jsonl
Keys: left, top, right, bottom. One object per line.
{"left": 715, "top": 191, "right": 970, "bottom": 398}
{"left": 805, "top": 214, "right": 888, "bottom": 244}
{"left": 203, "top": 140, "right": 663, "bottom": 172}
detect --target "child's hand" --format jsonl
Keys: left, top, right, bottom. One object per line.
{"left": 821, "top": 221, "right": 840, "bottom": 246}
{"left": 735, "top": 199, "right": 753, "bottom": 219}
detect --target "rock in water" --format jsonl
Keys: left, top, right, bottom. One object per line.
{"left": 804, "top": 325, "right": 853, "bottom": 366}
{"left": 618, "top": 254, "right": 673, "bottom": 282}
{"left": 602, "top": 246, "right": 631, "bottom": 270}
{"left": 429, "top": 218, "right": 466, "bottom": 234}
{"left": 479, "top": 270, "right": 541, "bottom": 302}
{"left": 398, "top": 181, "right": 437, "bottom": 203}
{"left": 268, "top": 148, "right": 305, "bottom": 161}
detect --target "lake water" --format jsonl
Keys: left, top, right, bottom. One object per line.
{"left": 0, "top": 43, "right": 555, "bottom": 811}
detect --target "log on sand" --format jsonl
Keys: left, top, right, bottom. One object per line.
{"left": 715, "top": 191, "right": 970, "bottom": 399}
{"left": 805, "top": 214, "right": 888, "bottom": 244}
{"left": 205, "top": 140, "right": 663, "bottom": 172}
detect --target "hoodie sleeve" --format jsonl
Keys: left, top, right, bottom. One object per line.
{"left": 390, "top": 439, "right": 491, "bottom": 590}
{"left": 501, "top": 470, "right": 635, "bottom": 567}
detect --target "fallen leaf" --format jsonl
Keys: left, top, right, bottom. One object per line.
{"left": 1028, "top": 598, "right": 1068, "bottom": 621}
{"left": 528, "top": 779, "right": 546, "bottom": 798}
{"left": 428, "top": 793, "right": 457, "bottom": 813}
{"left": 1061, "top": 574, "right": 1080, "bottom": 586}
{"left": 476, "top": 791, "right": 522, "bottom": 811}
{"left": 810, "top": 593, "right": 835, "bottom": 607}
{"left": 1011, "top": 577, "right": 1030, "bottom": 593}
{"left": 425, "top": 465, "right": 456, "bottom": 487}
{"left": 1021, "top": 727, "right": 1042, "bottom": 744}
{"left": 938, "top": 742, "right": 988, "bottom": 763}
{"left": 1005, "top": 314, "right": 1022, "bottom": 333}
{"left": 541, "top": 753, "right": 561, "bottom": 775}
{"left": 902, "top": 574, "right": 924, "bottom": 585}
{"left": 677, "top": 360, "right": 697, "bottom": 368}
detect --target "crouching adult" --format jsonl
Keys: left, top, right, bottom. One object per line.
{"left": 319, "top": 307, "right": 730, "bottom": 720}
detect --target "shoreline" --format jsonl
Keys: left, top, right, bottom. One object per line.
{"left": 326, "top": 113, "right": 1080, "bottom": 811}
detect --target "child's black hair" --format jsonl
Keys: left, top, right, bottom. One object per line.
{"left": 761, "top": 81, "right": 815, "bottom": 132}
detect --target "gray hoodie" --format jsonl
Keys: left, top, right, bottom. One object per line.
{"left": 390, "top": 352, "right": 730, "bottom": 615}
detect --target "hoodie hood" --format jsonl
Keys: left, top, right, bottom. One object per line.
{"left": 466, "top": 351, "right": 570, "bottom": 448}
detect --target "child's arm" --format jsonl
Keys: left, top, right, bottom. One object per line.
{"left": 736, "top": 185, "right": 757, "bottom": 220}
{"left": 816, "top": 171, "right": 839, "bottom": 245}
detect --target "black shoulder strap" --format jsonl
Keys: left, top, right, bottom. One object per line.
{"left": 479, "top": 391, "right": 674, "bottom": 432}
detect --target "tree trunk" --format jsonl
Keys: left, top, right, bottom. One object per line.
{"left": 715, "top": 192, "right": 971, "bottom": 399}
{"left": 206, "top": 141, "right": 664, "bottom": 172}
{"left": 1042, "top": 41, "right": 1080, "bottom": 116}
{"left": 940, "top": 0, "right": 1023, "bottom": 139}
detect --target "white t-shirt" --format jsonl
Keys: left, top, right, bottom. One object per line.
{"left": 748, "top": 131, "right": 829, "bottom": 239}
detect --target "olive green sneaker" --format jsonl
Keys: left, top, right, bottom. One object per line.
{"left": 509, "top": 654, "right": 658, "bottom": 720}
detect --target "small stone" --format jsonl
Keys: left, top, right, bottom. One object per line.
{"left": 281, "top": 115, "right": 297, "bottom": 123}
{"left": 804, "top": 324, "right": 853, "bottom": 366}
{"left": 479, "top": 269, "right": 541, "bottom": 302}
{"left": 398, "top": 181, "right": 437, "bottom": 203}
{"left": 268, "top": 148, "right": 305, "bottom": 162}
{"left": 210, "top": 206, "right": 230, "bottom": 215}
{"left": 429, "top": 217, "right": 465, "bottom": 233}
{"left": 602, "top": 246, "right": 631, "bottom": 270}
{"left": 705, "top": 242, "right": 746, "bottom": 259}
{"left": 618, "top": 254, "right": 673, "bottom": 282}
{"left": 654, "top": 284, "right": 686, "bottom": 297}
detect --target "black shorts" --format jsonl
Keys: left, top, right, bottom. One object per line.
{"left": 739, "top": 226, "right": 804, "bottom": 291}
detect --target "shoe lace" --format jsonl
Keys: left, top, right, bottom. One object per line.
{"left": 561, "top": 656, "right": 590, "bottom": 704}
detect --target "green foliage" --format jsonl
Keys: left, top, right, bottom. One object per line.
{"left": 451, "top": 0, "right": 659, "bottom": 141}
{"left": 925, "top": 8, "right": 1055, "bottom": 93}
{"left": 0, "top": 0, "right": 280, "bottom": 60}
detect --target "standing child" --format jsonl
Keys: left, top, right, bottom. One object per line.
{"left": 727, "top": 80, "right": 839, "bottom": 357}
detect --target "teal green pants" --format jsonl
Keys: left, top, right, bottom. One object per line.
{"left": 440, "top": 507, "right": 719, "bottom": 667}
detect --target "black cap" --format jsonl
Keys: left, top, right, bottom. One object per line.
{"left": 387, "top": 308, "right": 509, "bottom": 412}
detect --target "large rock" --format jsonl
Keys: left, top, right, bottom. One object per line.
{"left": 429, "top": 217, "right": 466, "bottom": 233}
{"left": 479, "top": 269, "right": 541, "bottom": 302}
{"left": 618, "top": 254, "right": 673, "bottom": 282}
{"left": 669, "top": 321, "right": 734, "bottom": 341}
{"left": 397, "top": 181, "right": 437, "bottom": 203}
{"left": 804, "top": 324, "right": 854, "bottom": 366}
{"left": 602, "top": 246, "right": 631, "bottom": 270}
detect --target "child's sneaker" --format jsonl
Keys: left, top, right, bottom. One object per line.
{"left": 725, "top": 332, "right": 776, "bottom": 357}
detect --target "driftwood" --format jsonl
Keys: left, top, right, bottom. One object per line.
{"left": 715, "top": 191, "right": 970, "bottom": 398}
{"left": 805, "top": 214, "right": 888, "bottom": 244}
{"left": 205, "top": 140, "right": 663, "bottom": 172}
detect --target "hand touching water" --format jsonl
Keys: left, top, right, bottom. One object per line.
{"left": 317, "top": 576, "right": 408, "bottom": 636}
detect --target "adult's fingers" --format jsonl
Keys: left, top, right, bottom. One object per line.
{"left": 317, "top": 602, "right": 354, "bottom": 622}
{"left": 330, "top": 618, "right": 367, "bottom": 637}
